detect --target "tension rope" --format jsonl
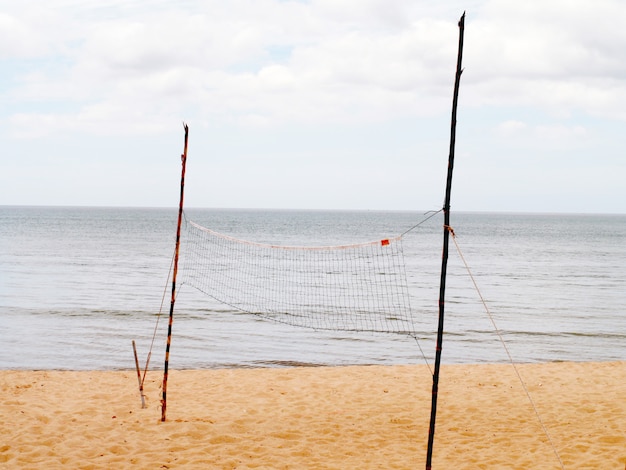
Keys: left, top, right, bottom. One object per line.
{"left": 447, "top": 225, "right": 565, "bottom": 469}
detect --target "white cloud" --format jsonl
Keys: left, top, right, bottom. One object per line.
{"left": 496, "top": 120, "right": 587, "bottom": 142}
{"left": 5, "top": 0, "right": 626, "bottom": 138}
{"left": 2, "top": 0, "right": 469, "bottom": 137}
{"left": 258, "top": 65, "right": 296, "bottom": 90}
{"left": 496, "top": 119, "right": 527, "bottom": 134}
{"left": 534, "top": 123, "right": 587, "bottom": 141}
{"left": 463, "top": 0, "right": 626, "bottom": 118}
{"left": 0, "top": 14, "right": 37, "bottom": 58}
{"left": 1, "top": 0, "right": 625, "bottom": 212}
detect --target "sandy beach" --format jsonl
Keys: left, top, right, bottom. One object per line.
{"left": 2, "top": 362, "right": 625, "bottom": 469}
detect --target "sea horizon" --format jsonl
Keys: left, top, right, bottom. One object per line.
{"left": 2, "top": 203, "right": 626, "bottom": 217}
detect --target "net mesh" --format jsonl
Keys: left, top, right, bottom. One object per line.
{"left": 180, "top": 216, "right": 419, "bottom": 336}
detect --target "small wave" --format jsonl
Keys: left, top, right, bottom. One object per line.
{"left": 250, "top": 359, "right": 328, "bottom": 368}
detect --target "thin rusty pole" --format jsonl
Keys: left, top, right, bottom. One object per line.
{"left": 161, "top": 123, "right": 189, "bottom": 422}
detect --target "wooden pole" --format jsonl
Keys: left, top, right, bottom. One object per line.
{"left": 161, "top": 123, "right": 189, "bottom": 422}
{"left": 132, "top": 340, "right": 146, "bottom": 408}
{"left": 426, "top": 12, "right": 465, "bottom": 470}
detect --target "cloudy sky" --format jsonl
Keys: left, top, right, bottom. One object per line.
{"left": 1, "top": 0, "right": 625, "bottom": 213}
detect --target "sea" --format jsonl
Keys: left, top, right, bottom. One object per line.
{"left": 1, "top": 206, "right": 625, "bottom": 371}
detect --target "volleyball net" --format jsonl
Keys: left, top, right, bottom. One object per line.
{"left": 179, "top": 215, "right": 423, "bottom": 337}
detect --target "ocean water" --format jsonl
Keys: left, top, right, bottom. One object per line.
{"left": 1, "top": 206, "right": 625, "bottom": 371}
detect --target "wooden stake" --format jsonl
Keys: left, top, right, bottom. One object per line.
{"left": 132, "top": 340, "right": 146, "bottom": 409}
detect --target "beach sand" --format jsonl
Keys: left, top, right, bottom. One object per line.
{"left": 1, "top": 362, "right": 625, "bottom": 469}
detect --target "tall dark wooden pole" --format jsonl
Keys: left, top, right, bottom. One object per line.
{"left": 161, "top": 123, "right": 189, "bottom": 422}
{"left": 426, "top": 12, "right": 465, "bottom": 469}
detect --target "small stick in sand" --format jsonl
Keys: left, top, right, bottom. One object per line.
{"left": 132, "top": 340, "right": 146, "bottom": 409}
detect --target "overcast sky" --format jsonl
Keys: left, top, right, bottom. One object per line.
{"left": 1, "top": 0, "right": 625, "bottom": 213}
